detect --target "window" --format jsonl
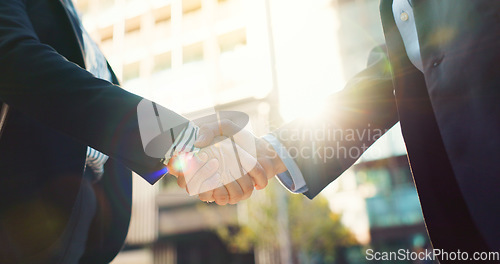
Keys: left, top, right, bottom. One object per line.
{"left": 218, "top": 28, "right": 246, "bottom": 53}
{"left": 182, "top": 0, "right": 202, "bottom": 14}
{"left": 183, "top": 42, "right": 203, "bottom": 64}
{"left": 99, "top": 26, "right": 114, "bottom": 43}
{"left": 97, "top": 26, "right": 114, "bottom": 55}
{"left": 182, "top": 0, "right": 203, "bottom": 32}
{"left": 218, "top": 29, "right": 247, "bottom": 92}
{"left": 125, "top": 16, "right": 141, "bottom": 35}
{"left": 154, "top": 52, "right": 172, "bottom": 72}
{"left": 76, "top": 0, "right": 90, "bottom": 14}
{"left": 154, "top": 6, "right": 172, "bottom": 39}
{"left": 99, "top": 0, "right": 115, "bottom": 10}
{"left": 154, "top": 5, "right": 172, "bottom": 24}
{"left": 123, "top": 61, "right": 141, "bottom": 83}
{"left": 124, "top": 16, "right": 142, "bottom": 50}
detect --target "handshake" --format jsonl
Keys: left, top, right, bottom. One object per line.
{"left": 137, "top": 101, "right": 287, "bottom": 205}
{"left": 166, "top": 118, "right": 287, "bottom": 205}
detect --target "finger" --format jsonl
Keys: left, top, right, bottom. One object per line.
{"left": 177, "top": 175, "right": 187, "bottom": 189}
{"left": 215, "top": 138, "right": 264, "bottom": 190}
{"left": 197, "top": 172, "right": 223, "bottom": 195}
{"left": 186, "top": 159, "right": 219, "bottom": 195}
{"left": 213, "top": 186, "right": 229, "bottom": 205}
{"left": 199, "top": 190, "right": 215, "bottom": 202}
{"left": 236, "top": 174, "right": 254, "bottom": 201}
{"left": 258, "top": 155, "right": 278, "bottom": 180}
{"left": 247, "top": 160, "right": 268, "bottom": 190}
{"left": 227, "top": 141, "right": 267, "bottom": 189}
{"left": 224, "top": 179, "right": 244, "bottom": 205}
{"left": 233, "top": 143, "right": 259, "bottom": 176}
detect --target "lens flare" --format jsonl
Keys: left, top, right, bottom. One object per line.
{"left": 173, "top": 157, "right": 187, "bottom": 172}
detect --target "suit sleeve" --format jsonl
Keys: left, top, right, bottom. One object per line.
{"left": 0, "top": 0, "right": 166, "bottom": 183}
{"left": 273, "top": 45, "right": 399, "bottom": 199}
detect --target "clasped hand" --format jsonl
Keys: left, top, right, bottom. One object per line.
{"left": 167, "top": 120, "right": 286, "bottom": 205}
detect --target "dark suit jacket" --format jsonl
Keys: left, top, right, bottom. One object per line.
{"left": 0, "top": 0, "right": 167, "bottom": 262}
{"left": 275, "top": 0, "right": 500, "bottom": 258}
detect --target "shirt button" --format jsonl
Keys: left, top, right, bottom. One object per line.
{"left": 400, "top": 12, "right": 409, "bottom": 21}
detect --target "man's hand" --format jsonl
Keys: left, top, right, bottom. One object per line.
{"left": 167, "top": 120, "right": 267, "bottom": 205}
{"left": 166, "top": 151, "right": 220, "bottom": 193}
{"left": 193, "top": 120, "right": 287, "bottom": 204}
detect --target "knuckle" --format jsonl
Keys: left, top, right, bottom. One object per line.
{"left": 228, "top": 188, "right": 243, "bottom": 203}
{"left": 261, "top": 179, "right": 269, "bottom": 188}
{"left": 231, "top": 192, "right": 243, "bottom": 201}
{"left": 241, "top": 192, "right": 252, "bottom": 200}
{"left": 254, "top": 167, "right": 266, "bottom": 181}
{"left": 241, "top": 178, "right": 254, "bottom": 192}
{"left": 214, "top": 192, "right": 228, "bottom": 201}
{"left": 199, "top": 195, "right": 212, "bottom": 202}
{"left": 229, "top": 198, "right": 240, "bottom": 205}
{"left": 259, "top": 167, "right": 267, "bottom": 177}
{"left": 242, "top": 183, "right": 253, "bottom": 194}
{"left": 216, "top": 200, "right": 227, "bottom": 206}
{"left": 216, "top": 198, "right": 228, "bottom": 205}
{"left": 199, "top": 191, "right": 210, "bottom": 198}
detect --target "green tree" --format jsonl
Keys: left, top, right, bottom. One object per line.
{"left": 217, "top": 181, "right": 357, "bottom": 263}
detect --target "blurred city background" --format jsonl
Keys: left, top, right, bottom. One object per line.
{"left": 75, "top": 0, "right": 433, "bottom": 263}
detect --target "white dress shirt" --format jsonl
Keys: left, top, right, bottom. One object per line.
{"left": 392, "top": 0, "right": 423, "bottom": 72}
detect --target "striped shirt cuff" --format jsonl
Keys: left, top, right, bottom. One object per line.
{"left": 85, "top": 147, "right": 109, "bottom": 181}
{"left": 164, "top": 122, "right": 200, "bottom": 164}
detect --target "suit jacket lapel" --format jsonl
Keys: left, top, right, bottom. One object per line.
{"left": 56, "top": 0, "right": 86, "bottom": 68}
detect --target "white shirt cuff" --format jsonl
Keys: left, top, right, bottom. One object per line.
{"left": 262, "top": 134, "right": 308, "bottom": 193}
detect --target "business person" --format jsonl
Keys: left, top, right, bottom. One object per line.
{"left": 0, "top": 0, "right": 265, "bottom": 263}
{"left": 184, "top": 0, "right": 500, "bottom": 262}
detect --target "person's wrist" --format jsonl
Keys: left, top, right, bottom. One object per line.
{"left": 256, "top": 137, "right": 287, "bottom": 175}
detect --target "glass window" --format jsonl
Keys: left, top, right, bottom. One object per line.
{"left": 154, "top": 52, "right": 172, "bottom": 73}
{"left": 154, "top": 6, "right": 172, "bottom": 39}
{"left": 123, "top": 61, "right": 141, "bottom": 83}
{"left": 182, "top": 0, "right": 202, "bottom": 14}
{"left": 183, "top": 42, "right": 203, "bottom": 64}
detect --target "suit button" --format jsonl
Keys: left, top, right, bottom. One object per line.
{"left": 432, "top": 55, "right": 445, "bottom": 67}
{"left": 400, "top": 12, "right": 409, "bottom": 21}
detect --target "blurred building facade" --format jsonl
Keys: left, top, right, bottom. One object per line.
{"left": 77, "top": 0, "right": 275, "bottom": 262}
{"left": 75, "top": 0, "right": 432, "bottom": 263}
